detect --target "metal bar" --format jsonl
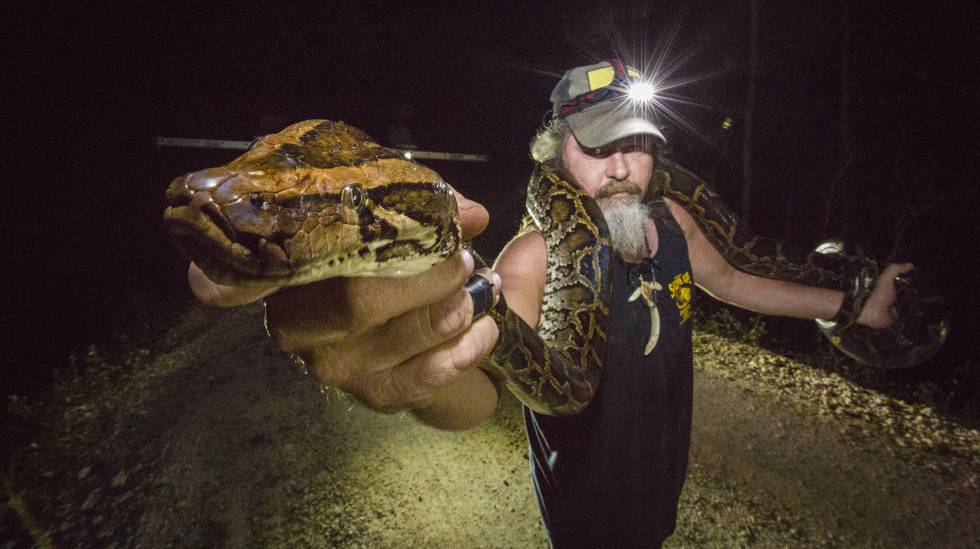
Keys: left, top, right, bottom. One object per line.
{"left": 154, "top": 137, "right": 489, "bottom": 162}
{"left": 400, "top": 150, "right": 489, "bottom": 162}
{"left": 155, "top": 137, "right": 253, "bottom": 150}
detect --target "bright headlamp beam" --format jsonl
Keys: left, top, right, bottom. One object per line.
{"left": 626, "top": 80, "right": 657, "bottom": 103}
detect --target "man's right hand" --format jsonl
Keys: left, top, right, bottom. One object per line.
{"left": 187, "top": 192, "right": 502, "bottom": 429}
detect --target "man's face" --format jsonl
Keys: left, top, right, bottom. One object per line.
{"left": 561, "top": 133, "right": 657, "bottom": 259}
{"left": 561, "top": 133, "right": 656, "bottom": 202}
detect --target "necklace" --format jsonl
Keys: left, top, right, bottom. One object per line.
{"left": 627, "top": 254, "right": 662, "bottom": 356}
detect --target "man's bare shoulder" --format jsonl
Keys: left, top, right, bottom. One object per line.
{"left": 663, "top": 197, "right": 698, "bottom": 239}
{"left": 494, "top": 230, "right": 547, "bottom": 283}
{"left": 493, "top": 230, "right": 548, "bottom": 327}
{"left": 497, "top": 229, "right": 546, "bottom": 259}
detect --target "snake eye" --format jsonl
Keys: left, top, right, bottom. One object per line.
{"left": 341, "top": 183, "right": 366, "bottom": 211}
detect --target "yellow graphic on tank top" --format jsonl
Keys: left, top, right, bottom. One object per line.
{"left": 668, "top": 271, "right": 693, "bottom": 323}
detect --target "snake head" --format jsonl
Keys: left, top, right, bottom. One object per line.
{"left": 164, "top": 120, "right": 461, "bottom": 287}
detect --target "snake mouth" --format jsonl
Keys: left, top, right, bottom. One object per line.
{"left": 165, "top": 213, "right": 291, "bottom": 287}
{"left": 164, "top": 206, "right": 233, "bottom": 265}
{"left": 198, "top": 200, "right": 237, "bottom": 242}
{"left": 165, "top": 201, "right": 299, "bottom": 284}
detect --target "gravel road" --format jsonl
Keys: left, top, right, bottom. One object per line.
{"left": 2, "top": 303, "right": 977, "bottom": 548}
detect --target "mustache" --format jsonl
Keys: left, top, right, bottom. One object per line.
{"left": 596, "top": 181, "right": 643, "bottom": 199}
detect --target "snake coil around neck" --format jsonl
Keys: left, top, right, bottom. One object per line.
{"left": 482, "top": 163, "right": 613, "bottom": 414}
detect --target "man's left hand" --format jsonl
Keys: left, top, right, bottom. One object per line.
{"left": 856, "top": 263, "right": 915, "bottom": 329}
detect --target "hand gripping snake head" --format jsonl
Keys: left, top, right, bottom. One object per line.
{"left": 164, "top": 120, "right": 461, "bottom": 287}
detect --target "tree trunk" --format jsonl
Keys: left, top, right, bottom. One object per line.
{"left": 822, "top": 0, "right": 853, "bottom": 239}
{"left": 740, "top": 0, "right": 760, "bottom": 227}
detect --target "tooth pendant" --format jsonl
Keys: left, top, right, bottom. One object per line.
{"left": 628, "top": 279, "right": 663, "bottom": 356}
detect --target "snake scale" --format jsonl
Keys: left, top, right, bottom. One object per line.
{"left": 165, "top": 120, "right": 947, "bottom": 415}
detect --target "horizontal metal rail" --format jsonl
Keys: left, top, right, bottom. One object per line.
{"left": 154, "top": 137, "right": 488, "bottom": 162}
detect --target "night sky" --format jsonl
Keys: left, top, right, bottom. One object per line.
{"left": 5, "top": 2, "right": 979, "bottom": 395}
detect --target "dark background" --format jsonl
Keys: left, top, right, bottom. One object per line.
{"left": 4, "top": 1, "right": 978, "bottom": 397}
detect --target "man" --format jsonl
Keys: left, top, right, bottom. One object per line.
{"left": 189, "top": 60, "right": 906, "bottom": 547}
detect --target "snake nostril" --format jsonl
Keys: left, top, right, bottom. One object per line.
{"left": 165, "top": 175, "right": 194, "bottom": 207}
{"left": 167, "top": 186, "right": 193, "bottom": 207}
{"left": 168, "top": 168, "right": 237, "bottom": 208}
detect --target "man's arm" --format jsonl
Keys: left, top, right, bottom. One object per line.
{"left": 666, "top": 199, "right": 910, "bottom": 328}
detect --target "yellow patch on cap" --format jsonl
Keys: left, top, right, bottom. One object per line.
{"left": 586, "top": 66, "right": 640, "bottom": 90}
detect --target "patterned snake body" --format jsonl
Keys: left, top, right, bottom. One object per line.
{"left": 652, "top": 162, "right": 948, "bottom": 368}
{"left": 165, "top": 120, "right": 948, "bottom": 415}
{"left": 484, "top": 164, "right": 612, "bottom": 414}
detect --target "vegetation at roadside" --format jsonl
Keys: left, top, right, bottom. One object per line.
{"left": 692, "top": 297, "right": 980, "bottom": 432}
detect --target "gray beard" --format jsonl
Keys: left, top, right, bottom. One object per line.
{"left": 598, "top": 196, "right": 651, "bottom": 260}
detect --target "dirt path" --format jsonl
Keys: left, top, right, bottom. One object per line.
{"left": 3, "top": 304, "right": 978, "bottom": 547}
{"left": 686, "top": 367, "right": 978, "bottom": 547}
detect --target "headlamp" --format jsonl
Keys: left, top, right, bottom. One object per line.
{"left": 626, "top": 80, "right": 657, "bottom": 104}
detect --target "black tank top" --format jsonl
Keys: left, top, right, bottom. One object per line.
{"left": 524, "top": 217, "right": 695, "bottom": 548}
